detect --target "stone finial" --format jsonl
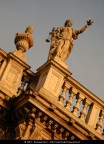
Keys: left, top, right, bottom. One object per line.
{"left": 14, "top": 26, "right": 34, "bottom": 53}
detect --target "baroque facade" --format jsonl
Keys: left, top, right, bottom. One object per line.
{"left": 0, "top": 24, "right": 104, "bottom": 140}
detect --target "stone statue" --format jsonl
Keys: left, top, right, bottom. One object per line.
{"left": 46, "top": 19, "right": 93, "bottom": 61}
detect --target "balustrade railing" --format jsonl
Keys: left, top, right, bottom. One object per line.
{"left": 13, "top": 59, "right": 104, "bottom": 137}
{"left": 16, "top": 69, "right": 40, "bottom": 96}
{"left": 0, "top": 49, "right": 7, "bottom": 75}
{"left": 58, "top": 76, "right": 104, "bottom": 136}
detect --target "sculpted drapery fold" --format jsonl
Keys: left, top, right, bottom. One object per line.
{"left": 46, "top": 19, "right": 93, "bottom": 62}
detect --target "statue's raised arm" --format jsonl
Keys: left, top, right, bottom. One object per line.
{"left": 46, "top": 19, "right": 93, "bottom": 62}
{"left": 75, "top": 19, "right": 93, "bottom": 35}
{"left": 87, "top": 19, "right": 93, "bottom": 26}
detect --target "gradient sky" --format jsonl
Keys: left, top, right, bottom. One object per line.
{"left": 0, "top": 0, "right": 104, "bottom": 101}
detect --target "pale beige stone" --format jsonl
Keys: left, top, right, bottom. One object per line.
{"left": 46, "top": 19, "right": 93, "bottom": 62}
{"left": 13, "top": 50, "right": 27, "bottom": 62}
{"left": 35, "top": 60, "right": 71, "bottom": 100}
{"left": 1, "top": 23, "right": 104, "bottom": 141}
{"left": 0, "top": 51, "right": 30, "bottom": 98}
{"left": 14, "top": 26, "right": 34, "bottom": 53}
{"left": 86, "top": 104, "right": 101, "bottom": 128}
{"left": 13, "top": 26, "right": 34, "bottom": 62}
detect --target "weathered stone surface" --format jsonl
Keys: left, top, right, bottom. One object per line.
{"left": 0, "top": 24, "right": 104, "bottom": 140}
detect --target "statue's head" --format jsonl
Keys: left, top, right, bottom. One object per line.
{"left": 64, "top": 19, "right": 73, "bottom": 27}
{"left": 25, "top": 26, "right": 33, "bottom": 34}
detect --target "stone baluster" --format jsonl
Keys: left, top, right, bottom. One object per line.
{"left": 95, "top": 109, "right": 104, "bottom": 134}
{"left": 0, "top": 50, "right": 6, "bottom": 65}
{"left": 0, "top": 52, "right": 7, "bottom": 76}
{"left": 17, "top": 75, "right": 29, "bottom": 96}
{"left": 58, "top": 81, "right": 69, "bottom": 105}
{"left": 65, "top": 87, "right": 75, "bottom": 111}
{"left": 72, "top": 93, "right": 82, "bottom": 117}
{"left": 79, "top": 98, "right": 90, "bottom": 121}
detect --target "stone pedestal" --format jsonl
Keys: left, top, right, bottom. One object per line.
{"left": 0, "top": 51, "right": 30, "bottom": 98}
{"left": 13, "top": 50, "right": 27, "bottom": 62}
{"left": 35, "top": 59, "right": 71, "bottom": 100}
{"left": 86, "top": 104, "right": 100, "bottom": 128}
{"left": 53, "top": 55, "right": 68, "bottom": 69}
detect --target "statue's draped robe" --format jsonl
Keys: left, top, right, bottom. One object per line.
{"left": 49, "top": 27, "right": 74, "bottom": 61}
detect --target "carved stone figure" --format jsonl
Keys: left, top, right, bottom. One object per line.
{"left": 15, "top": 122, "right": 26, "bottom": 140}
{"left": 46, "top": 19, "right": 93, "bottom": 61}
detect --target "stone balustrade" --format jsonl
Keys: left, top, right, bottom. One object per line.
{"left": 18, "top": 59, "right": 104, "bottom": 138}
{"left": 1, "top": 46, "right": 103, "bottom": 139}
{"left": 58, "top": 76, "right": 104, "bottom": 135}
{"left": 18, "top": 62, "right": 104, "bottom": 139}
{"left": 16, "top": 68, "right": 40, "bottom": 97}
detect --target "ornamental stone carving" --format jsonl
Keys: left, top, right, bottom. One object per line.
{"left": 46, "top": 19, "right": 93, "bottom": 62}
{"left": 14, "top": 26, "right": 34, "bottom": 53}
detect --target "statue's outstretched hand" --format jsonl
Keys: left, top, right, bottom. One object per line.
{"left": 87, "top": 20, "right": 93, "bottom": 26}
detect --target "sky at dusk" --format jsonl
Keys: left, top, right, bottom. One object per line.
{"left": 0, "top": 0, "right": 104, "bottom": 101}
